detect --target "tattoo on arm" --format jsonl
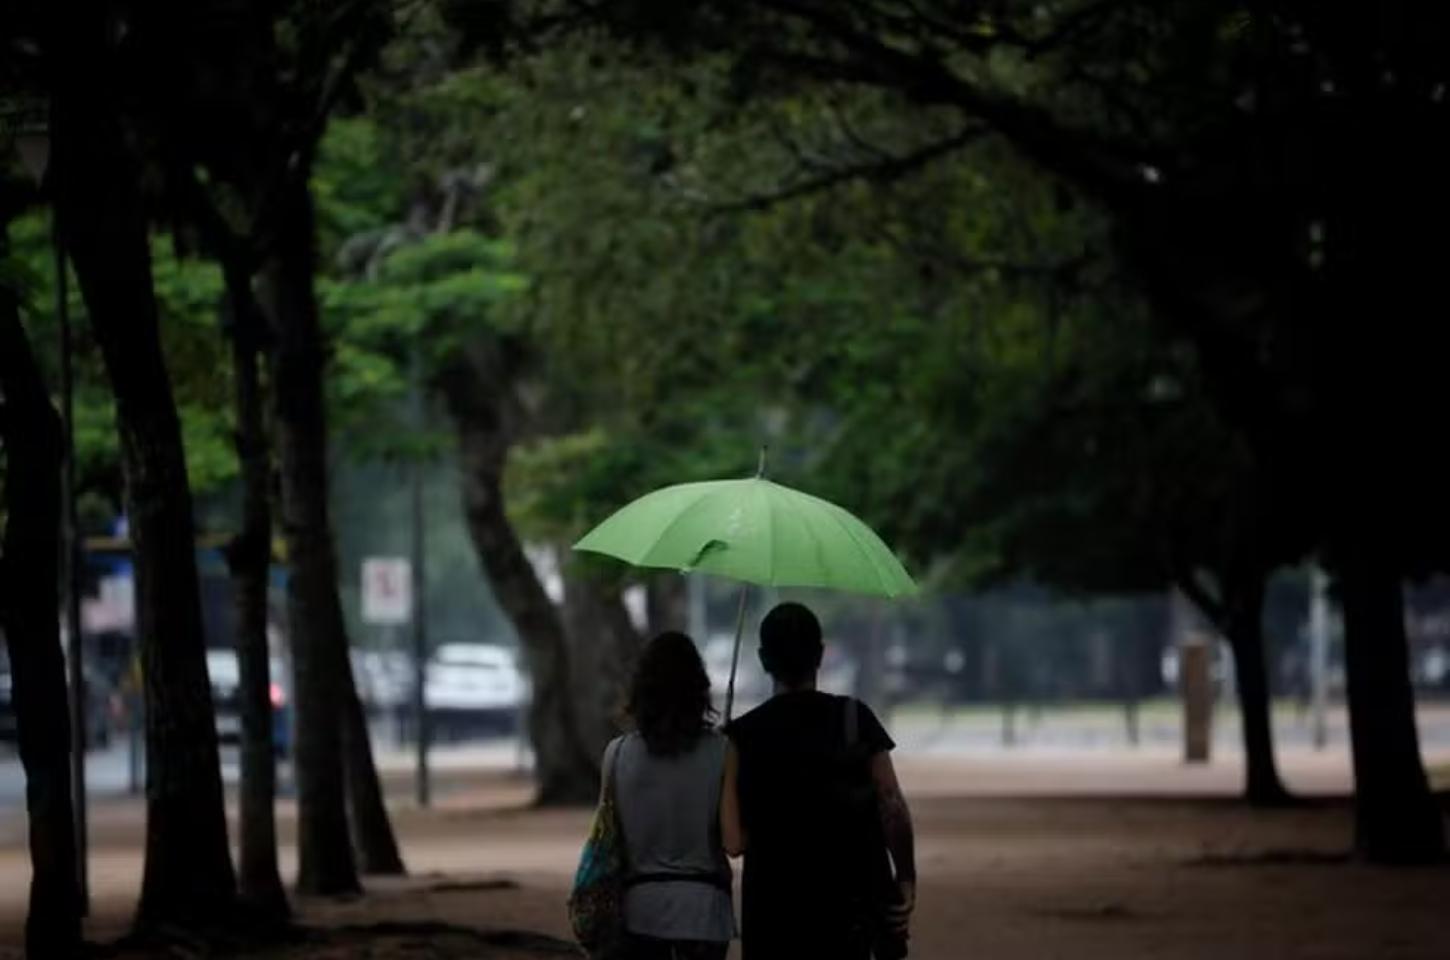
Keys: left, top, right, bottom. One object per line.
{"left": 872, "top": 753, "right": 916, "bottom": 883}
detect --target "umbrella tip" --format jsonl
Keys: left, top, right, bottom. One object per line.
{"left": 757, "top": 445, "right": 768, "bottom": 478}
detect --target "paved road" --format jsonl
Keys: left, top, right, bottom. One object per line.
{"left": 0, "top": 730, "right": 525, "bottom": 807}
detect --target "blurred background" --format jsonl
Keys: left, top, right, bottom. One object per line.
{"left": 7, "top": 518, "right": 1448, "bottom": 802}
{"left": 4, "top": 3, "right": 1450, "bottom": 957}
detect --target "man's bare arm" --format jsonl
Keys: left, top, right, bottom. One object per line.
{"left": 721, "top": 741, "right": 746, "bottom": 857}
{"left": 870, "top": 750, "right": 916, "bottom": 929}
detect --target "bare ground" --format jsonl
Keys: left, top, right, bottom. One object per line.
{"left": 2, "top": 746, "right": 1448, "bottom": 959}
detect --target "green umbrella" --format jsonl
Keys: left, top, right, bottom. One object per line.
{"left": 573, "top": 456, "right": 916, "bottom": 717}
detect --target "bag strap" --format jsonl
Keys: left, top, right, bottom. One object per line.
{"left": 600, "top": 735, "right": 631, "bottom": 872}
{"left": 602, "top": 735, "right": 623, "bottom": 798}
{"left": 844, "top": 695, "right": 859, "bottom": 749}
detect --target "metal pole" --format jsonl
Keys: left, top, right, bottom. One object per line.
{"left": 1309, "top": 566, "right": 1330, "bottom": 750}
{"left": 55, "top": 196, "right": 89, "bottom": 914}
{"left": 721, "top": 447, "right": 767, "bottom": 722}
{"left": 723, "top": 585, "right": 750, "bottom": 723}
{"left": 410, "top": 375, "right": 430, "bottom": 808}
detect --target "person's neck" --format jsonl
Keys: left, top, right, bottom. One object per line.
{"left": 773, "top": 678, "right": 817, "bottom": 695}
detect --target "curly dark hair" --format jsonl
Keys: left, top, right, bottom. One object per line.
{"left": 626, "top": 631, "right": 716, "bottom": 757}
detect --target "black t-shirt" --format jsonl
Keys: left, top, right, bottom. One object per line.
{"left": 725, "top": 691, "right": 895, "bottom": 953}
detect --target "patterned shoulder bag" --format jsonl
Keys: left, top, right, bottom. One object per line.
{"left": 568, "top": 738, "right": 629, "bottom": 959}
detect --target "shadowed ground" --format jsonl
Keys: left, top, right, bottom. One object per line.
{"left": 0, "top": 743, "right": 1446, "bottom": 958}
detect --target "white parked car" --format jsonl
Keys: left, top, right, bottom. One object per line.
{"left": 352, "top": 649, "right": 413, "bottom": 712}
{"left": 205, "top": 648, "right": 292, "bottom": 757}
{"left": 1418, "top": 646, "right": 1449, "bottom": 687}
{"left": 424, "top": 643, "right": 526, "bottom": 738}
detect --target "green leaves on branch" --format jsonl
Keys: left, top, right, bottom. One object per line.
{"left": 3, "top": 210, "right": 238, "bottom": 517}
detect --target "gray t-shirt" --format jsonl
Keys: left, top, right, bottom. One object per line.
{"left": 608, "top": 730, "right": 736, "bottom": 942}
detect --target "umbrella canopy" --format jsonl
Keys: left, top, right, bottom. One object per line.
{"left": 573, "top": 477, "right": 917, "bottom": 599}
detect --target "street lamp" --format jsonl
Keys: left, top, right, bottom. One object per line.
{"left": 13, "top": 116, "right": 90, "bottom": 915}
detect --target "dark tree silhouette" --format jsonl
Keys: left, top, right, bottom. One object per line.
{"left": 263, "top": 178, "right": 367, "bottom": 894}
{"left": 0, "top": 212, "right": 84, "bottom": 958}
{"left": 220, "top": 265, "right": 290, "bottom": 920}
{"left": 148, "top": 0, "right": 405, "bottom": 886}
{"left": 437, "top": 342, "right": 599, "bottom": 804}
{"left": 48, "top": 5, "right": 238, "bottom": 925}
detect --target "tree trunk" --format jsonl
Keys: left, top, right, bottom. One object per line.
{"left": 1221, "top": 571, "right": 1292, "bottom": 807}
{"left": 436, "top": 348, "right": 596, "bottom": 804}
{"left": 52, "top": 55, "right": 237, "bottom": 929}
{"left": 341, "top": 675, "right": 405, "bottom": 874}
{"left": 563, "top": 565, "right": 644, "bottom": 760}
{"left": 0, "top": 271, "right": 84, "bottom": 958}
{"left": 220, "top": 269, "right": 289, "bottom": 920}
{"left": 1338, "top": 561, "right": 1446, "bottom": 863}
{"left": 266, "top": 176, "right": 405, "bottom": 880}
{"left": 262, "top": 178, "right": 360, "bottom": 896}
{"left": 1177, "top": 567, "right": 1291, "bottom": 804}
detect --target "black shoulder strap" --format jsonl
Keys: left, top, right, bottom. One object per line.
{"left": 844, "top": 695, "right": 859, "bottom": 748}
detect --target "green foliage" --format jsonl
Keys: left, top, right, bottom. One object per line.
{"left": 466, "top": 28, "right": 1274, "bottom": 611}
{"left": 3, "top": 211, "right": 237, "bottom": 525}
{"left": 316, "top": 121, "right": 529, "bottom": 459}
{"left": 308, "top": 15, "right": 1278, "bottom": 610}
{"left": 12, "top": 4, "right": 1317, "bottom": 621}
{"left": 314, "top": 117, "right": 410, "bottom": 260}
{"left": 342, "top": 29, "right": 1100, "bottom": 585}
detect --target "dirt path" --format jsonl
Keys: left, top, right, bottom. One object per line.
{"left": 1, "top": 748, "right": 1447, "bottom": 958}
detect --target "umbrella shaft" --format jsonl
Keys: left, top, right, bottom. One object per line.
{"left": 724, "top": 585, "right": 750, "bottom": 722}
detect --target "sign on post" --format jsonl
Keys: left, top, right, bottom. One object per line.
{"left": 362, "top": 557, "right": 412, "bottom": 625}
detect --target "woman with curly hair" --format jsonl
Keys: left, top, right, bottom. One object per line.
{"left": 603, "top": 630, "right": 735, "bottom": 959}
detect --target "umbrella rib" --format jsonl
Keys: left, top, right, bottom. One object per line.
{"left": 818, "top": 500, "right": 900, "bottom": 596}
{"left": 633, "top": 483, "right": 729, "bottom": 568}
{"left": 786, "top": 493, "right": 828, "bottom": 590}
{"left": 760, "top": 480, "right": 777, "bottom": 585}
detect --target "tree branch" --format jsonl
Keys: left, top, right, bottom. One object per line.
{"left": 743, "top": 0, "right": 1158, "bottom": 203}
{"left": 823, "top": 95, "right": 893, "bottom": 162}
{"left": 251, "top": 0, "right": 398, "bottom": 246}
{"left": 890, "top": 0, "right": 1002, "bottom": 54}
{"left": 1175, "top": 566, "right": 1227, "bottom": 628}
{"left": 710, "top": 124, "right": 989, "bottom": 213}
{"left": 868, "top": 214, "right": 1096, "bottom": 283}
{"left": 167, "top": 165, "right": 258, "bottom": 271}
{"left": 1015, "top": 0, "right": 1133, "bottom": 59}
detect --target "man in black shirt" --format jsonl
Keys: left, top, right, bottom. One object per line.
{"left": 722, "top": 602, "right": 917, "bottom": 959}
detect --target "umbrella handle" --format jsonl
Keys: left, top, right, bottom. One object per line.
{"left": 724, "top": 585, "right": 750, "bottom": 723}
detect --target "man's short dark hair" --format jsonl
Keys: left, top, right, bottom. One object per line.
{"left": 758, "top": 602, "right": 824, "bottom": 686}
